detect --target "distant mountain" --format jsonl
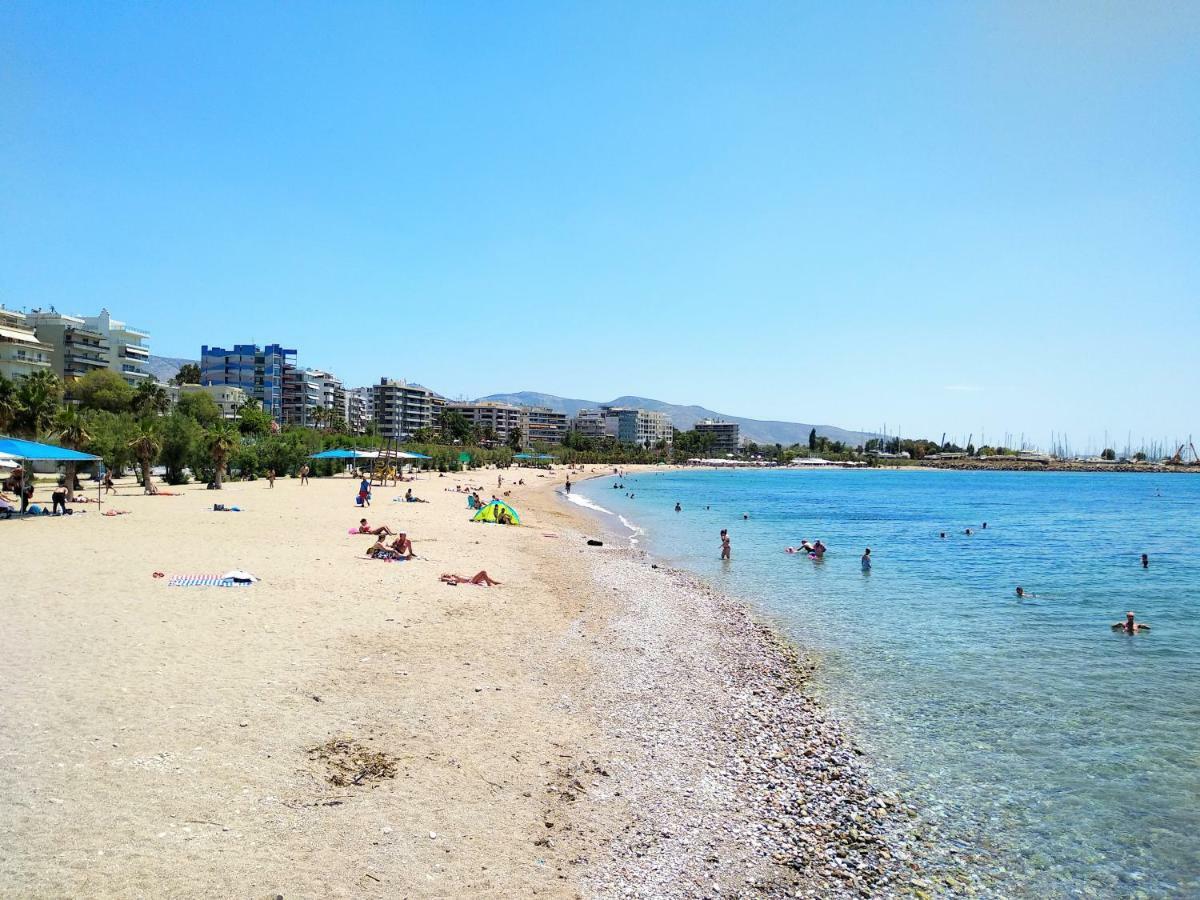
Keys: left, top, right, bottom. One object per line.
{"left": 476, "top": 391, "right": 876, "bottom": 447}
{"left": 147, "top": 355, "right": 197, "bottom": 383}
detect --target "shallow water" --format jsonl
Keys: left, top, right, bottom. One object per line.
{"left": 572, "top": 469, "right": 1200, "bottom": 897}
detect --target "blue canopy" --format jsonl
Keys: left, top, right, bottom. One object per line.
{"left": 309, "top": 449, "right": 373, "bottom": 460}
{"left": 397, "top": 451, "right": 432, "bottom": 460}
{"left": 513, "top": 452, "right": 555, "bottom": 460}
{"left": 0, "top": 436, "right": 100, "bottom": 462}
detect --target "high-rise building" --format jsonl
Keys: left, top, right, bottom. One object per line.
{"left": 282, "top": 365, "right": 324, "bottom": 428}
{"left": 350, "top": 386, "right": 374, "bottom": 433}
{"left": 524, "top": 406, "right": 568, "bottom": 445}
{"left": 201, "top": 343, "right": 296, "bottom": 423}
{"left": 571, "top": 408, "right": 608, "bottom": 439}
{"left": 693, "top": 419, "right": 740, "bottom": 455}
{"left": 372, "top": 378, "right": 438, "bottom": 439}
{"left": 0, "top": 308, "right": 54, "bottom": 381}
{"left": 82, "top": 309, "right": 151, "bottom": 384}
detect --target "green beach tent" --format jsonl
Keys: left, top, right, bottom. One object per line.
{"left": 472, "top": 499, "right": 521, "bottom": 525}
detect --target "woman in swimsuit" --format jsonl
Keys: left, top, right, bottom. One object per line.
{"left": 440, "top": 571, "right": 501, "bottom": 586}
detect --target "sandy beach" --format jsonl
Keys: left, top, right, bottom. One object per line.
{"left": 1, "top": 466, "right": 929, "bottom": 898}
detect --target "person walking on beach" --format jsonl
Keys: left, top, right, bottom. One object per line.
{"left": 267, "top": 469, "right": 276, "bottom": 489}
{"left": 861, "top": 548, "right": 871, "bottom": 571}
{"left": 720, "top": 529, "right": 731, "bottom": 560}
{"left": 103, "top": 471, "right": 115, "bottom": 494}
{"left": 300, "top": 463, "right": 310, "bottom": 486}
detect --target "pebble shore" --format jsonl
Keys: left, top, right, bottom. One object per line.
{"left": 562, "top": 539, "right": 981, "bottom": 898}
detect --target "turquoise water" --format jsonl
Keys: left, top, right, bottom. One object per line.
{"left": 572, "top": 469, "right": 1200, "bottom": 897}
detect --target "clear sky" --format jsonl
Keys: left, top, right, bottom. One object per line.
{"left": 2, "top": 2, "right": 1197, "bottom": 449}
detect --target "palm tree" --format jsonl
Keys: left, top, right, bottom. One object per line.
{"left": 207, "top": 421, "right": 239, "bottom": 489}
{"left": 54, "top": 405, "right": 92, "bottom": 501}
{"left": 14, "top": 370, "right": 64, "bottom": 437}
{"left": 127, "top": 421, "right": 162, "bottom": 493}
{"left": 0, "top": 373, "right": 17, "bottom": 432}
{"left": 130, "top": 381, "right": 170, "bottom": 417}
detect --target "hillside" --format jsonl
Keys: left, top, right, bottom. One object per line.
{"left": 147, "top": 355, "right": 198, "bottom": 383}
{"left": 477, "top": 391, "right": 874, "bottom": 447}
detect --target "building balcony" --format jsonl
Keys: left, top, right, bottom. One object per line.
{"left": 121, "top": 344, "right": 150, "bottom": 358}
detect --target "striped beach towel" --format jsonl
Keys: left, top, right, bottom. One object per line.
{"left": 167, "top": 575, "right": 252, "bottom": 588}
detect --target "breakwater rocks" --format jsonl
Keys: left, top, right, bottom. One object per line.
{"left": 573, "top": 547, "right": 982, "bottom": 898}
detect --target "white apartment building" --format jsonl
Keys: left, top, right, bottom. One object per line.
{"left": 26, "top": 310, "right": 112, "bottom": 383}
{"left": 372, "top": 378, "right": 437, "bottom": 440}
{"left": 573, "top": 406, "right": 673, "bottom": 448}
{"left": 165, "top": 382, "right": 250, "bottom": 419}
{"left": 524, "top": 406, "right": 568, "bottom": 445}
{"left": 82, "top": 309, "right": 151, "bottom": 384}
{"left": 447, "top": 401, "right": 525, "bottom": 444}
{"left": 0, "top": 308, "right": 54, "bottom": 381}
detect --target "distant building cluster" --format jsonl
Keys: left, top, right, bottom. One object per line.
{"left": 2, "top": 304, "right": 694, "bottom": 449}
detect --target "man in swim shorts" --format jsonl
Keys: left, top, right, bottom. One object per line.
{"left": 1113, "top": 611, "right": 1150, "bottom": 634}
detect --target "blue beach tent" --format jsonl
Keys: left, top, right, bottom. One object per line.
{"left": 0, "top": 436, "right": 101, "bottom": 463}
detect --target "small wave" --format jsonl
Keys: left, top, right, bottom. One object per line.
{"left": 564, "top": 492, "right": 613, "bottom": 515}
{"left": 618, "top": 514, "right": 645, "bottom": 547}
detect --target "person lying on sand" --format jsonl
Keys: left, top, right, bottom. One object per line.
{"left": 1113, "top": 611, "right": 1150, "bottom": 634}
{"left": 358, "top": 518, "right": 394, "bottom": 536}
{"left": 439, "top": 571, "right": 501, "bottom": 586}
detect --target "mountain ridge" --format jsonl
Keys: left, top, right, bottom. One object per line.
{"left": 477, "top": 391, "right": 874, "bottom": 447}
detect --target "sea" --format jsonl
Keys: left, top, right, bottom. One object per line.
{"left": 568, "top": 468, "right": 1200, "bottom": 898}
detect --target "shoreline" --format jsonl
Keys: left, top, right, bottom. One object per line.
{"left": 542, "top": 473, "right": 971, "bottom": 897}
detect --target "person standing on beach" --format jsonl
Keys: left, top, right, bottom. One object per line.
{"left": 267, "top": 469, "right": 276, "bottom": 488}
{"left": 720, "top": 529, "right": 731, "bottom": 560}
{"left": 565, "top": 477, "right": 571, "bottom": 494}
{"left": 300, "top": 463, "right": 310, "bottom": 486}
{"left": 861, "top": 548, "right": 871, "bottom": 571}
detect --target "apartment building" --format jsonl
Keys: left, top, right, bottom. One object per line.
{"left": 164, "top": 383, "right": 250, "bottom": 419}
{"left": 372, "top": 378, "right": 437, "bottom": 440}
{"left": 524, "top": 406, "right": 568, "bottom": 445}
{"left": 447, "top": 401, "right": 525, "bottom": 444}
{"left": 82, "top": 309, "right": 151, "bottom": 384}
{"left": 0, "top": 308, "right": 54, "bottom": 381}
{"left": 26, "top": 311, "right": 112, "bottom": 383}
{"left": 573, "top": 406, "right": 673, "bottom": 448}
{"left": 281, "top": 365, "right": 324, "bottom": 427}
{"left": 200, "top": 343, "right": 296, "bottom": 423}
{"left": 693, "top": 419, "right": 740, "bottom": 454}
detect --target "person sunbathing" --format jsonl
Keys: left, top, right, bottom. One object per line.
{"left": 358, "top": 518, "right": 394, "bottom": 536}
{"left": 390, "top": 533, "right": 415, "bottom": 558}
{"left": 440, "top": 571, "right": 501, "bottom": 586}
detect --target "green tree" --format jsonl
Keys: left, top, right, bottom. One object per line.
{"left": 0, "top": 373, "right": 17, "bottom": 432}
{"left": 130, "top": 380, "right": 170, "bottom": 417}
{"left": 173, "top": 363, "right": 201, "bottom": 385}
{"left": 177, "top": 390, "right": 221, "bottom": 427}
{"left": 439, "top": 409, "right": 474, "bottom": 443}
{"left": 86, "top": 411, "right": 138, "bottom": 474}
{"left": 206, "top": 421, "right": 240, "bottom": 488}
{"left": 1101, "top": 448, "right": 1116, "bottom": 461}
{"left": 13, "top": 370, "right": 64, "bottom": 436}
{"left": 72, "top": 369, "right": 134, "bottom": 413}
{"left": 127, "top": 421, "right": 162, "bottom": 492}
{"left": 235, "top": 399, "right": 273, "bottom": 437}
{"left": 808, "top": 427, "right": 817, "bottom": 451}
{"left": 54, "top": 404, "right": 92, "bottom": 500}
{"left": 507, "top": 426, "right": 525, "bottom": 451}
{"left": 159, "top": 412, "right": 204, "bottom": 484}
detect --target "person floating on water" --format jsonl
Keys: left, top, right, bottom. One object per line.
{"left": 964, "top": 528, "right": 973, "bottom": 536}
{"left": 720, "top": 529, "right": 731, "bottom": 560}
{"left": 861, "top": 548, "right": 871, "bottom": 571}
{"left": 1141, "top": 553, "right": 1149, "bottom": 569}
{"left": 743, "top": 512, "right": 749, "bottom": 520}
{"left": 1113, "top": 611, "right": 1150, "bottom": 634}
{"left": 1015, "top": 586, "right": 1036, "bottom": 598}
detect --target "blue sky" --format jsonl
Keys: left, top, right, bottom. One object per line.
{"left": 2, "top": 2, "right": 1197, "bottom": 449}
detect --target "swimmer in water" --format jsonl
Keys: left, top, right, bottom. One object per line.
{"left": 1015, "top": 586, "right": 1036, "bottom": 598}
{"left": 939, "top": 532, "right": 946, "bottom": 539}
{"left": 743, "top": 512, "right": 749, "bottom": 520}
{"left": 861, "top": 548, "right": 871, "bottom": 571}
{"left": 1113, "top": 611, "right": 1151, "bottom": 634}
{"left": 965, "top": 528, "right": 973, "bottom": 536}
{"left": 1141, "top": 553, "right": 1149, "bottom": 569}
{"left": 799, "top": 540, "right": 815, "bottom": 554}
{"left": 720, "top": 529, "right": 731, "bottom": 560}
{"left": 812, "top": 540, "right": 826, "bottom": 558}
{"left": 674, "top": 502, "right": 682, "bottom": 512}
{"left": 982, "top": 522, "right": 988, "bottom": 529}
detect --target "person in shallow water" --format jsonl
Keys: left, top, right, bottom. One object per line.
{"left": 1015, "top": 586, "right": 1037, "bottom": 598}
{"left": 861, "top": 548, "right": 871, "bottom": 570}
{"left": 720, "top": 529, "right": 731, "bottom": 560}
{"left": 675, "top": 502, "right": 682, "bottom": 512}
{"left": 1141, "top": 553, "right": 1149, "bottom": 569}
{"left": 1113, "top": 611, "right": 1151, "bottom": 633}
